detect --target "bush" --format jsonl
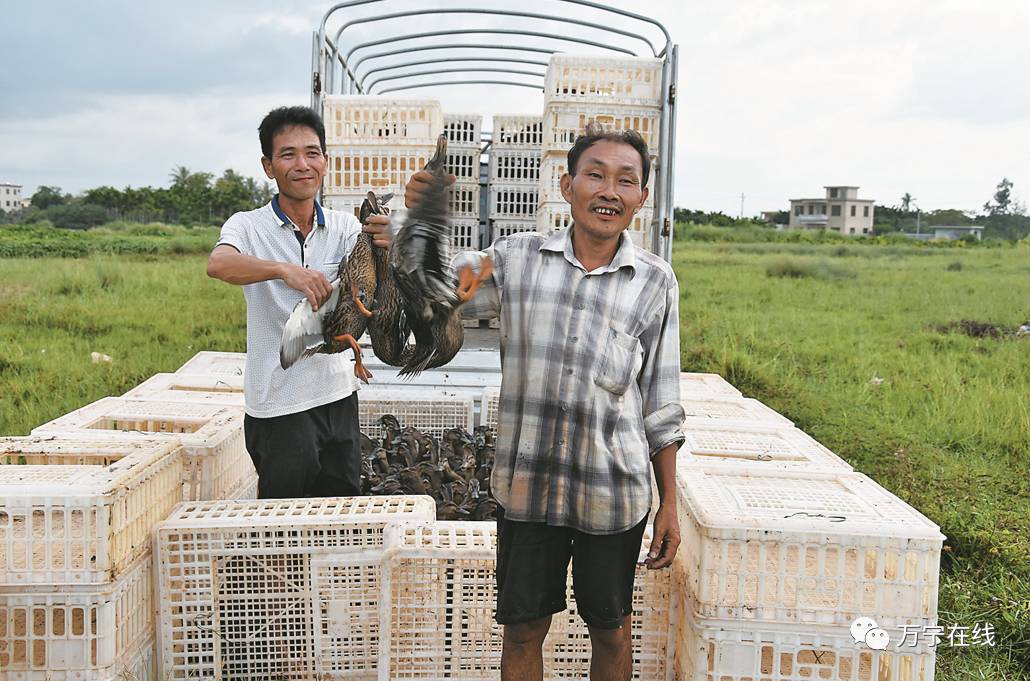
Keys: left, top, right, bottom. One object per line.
{"left": 766, "top": 257, "right": 856, "bottom": 280}
{"left": 45, "top": 203, "right": 110, "bottom": 230}
{"left": 946, "top": 261, "right": 963, "bottom": 271}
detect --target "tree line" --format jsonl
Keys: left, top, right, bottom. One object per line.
{"left": 1, "top": 167, "right": 274, "bottom": 229}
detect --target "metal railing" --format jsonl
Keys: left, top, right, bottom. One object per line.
{"left": 312, "top": 0, "right": 678, "bottom": 261}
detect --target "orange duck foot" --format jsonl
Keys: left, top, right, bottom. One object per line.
{"left": 333, "top": 333, "right": 373, "bottom": 384}
{"left": 455, "top": 256, "right": 493, "bottom": 304}
{"left": 351, "top": 279, "right": 374, "bottom": 318}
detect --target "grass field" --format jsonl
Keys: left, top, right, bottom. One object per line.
{"left": 0, "top": 236, "right": 1027, "bottom": 678}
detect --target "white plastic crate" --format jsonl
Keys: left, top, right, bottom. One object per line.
{"left": 545, "top": 54, "right": 663, "bottom": 107}
{"left": 673, "top": 608, "right": 935, "bottom": 681}
{"left": 452, "top": 218, "right": 479, "bottom": 251}
{"left": 680, "top": 372, "right": 743, "bottom": 399}
{"left": 379, "top": 522, "right": 675, "bottom": 680}
{"left": 322, "top": 193, "right": 372, "bottom": 220}
{"left": 542, "top": 102, "right": 662, "bottom": 153}
{"left": 0, "top": 550, "right": 154, "bottom": 680}
{"left": 674, "top": 469, "right": 944, "bottom": 628}
{"left": 443, "top": 113, "right": 483, "bottom": 148}
{"left": 154, "top": 496, "right": 435, "bottom": 681}
{"left": 357, "top": 389, "right": 475, "bottom": 439}
{"left": 681, "top": 396, "right": 794, "bottom": 427}
{"left": 491, "top": 218, "right": 536, "bottom": 243}
{"left": 449, "top": 181, "right": 480, "bottom": 219}
{"left": 175, "top": 351, "right": 244, "bottom": 378}
{"left": 229, "top": 472, "right": 259, "bottom": 500}
{"left": 539, "top": 154, "right": 655, "bottom": 207}
{"left": 324, "top": 144, "right": 435, "bottom": 195}
{"left": 122, "top": 373, "right": 244, "bottom": 407}
{"left": 536, "top": 200, "right": 653, "bottom": 250}
{"left": 446, "top": 146, "right": 482, "bottom": 183}
{"left": 489, "top": 183, "right": 539, "bottom": 219}
{"left": 488, "top": 148, "right": 541, "bottom": 184}
{"left": 32, "top": 398, "right": 252, "bottom": 502}
{"left": 0, "top": 436, "right": 182, "bottom": 586}
{"left": 323, "top": 95, "right": 442, "bottom": 146}
{"left": 677, "top": 424, "right": 852, "bottom": 472}
{"left": 491, "top": 114, "right": 544, "bottom": 149}
{"left": 481, "top": 387, "right": 500, "bottom": 431}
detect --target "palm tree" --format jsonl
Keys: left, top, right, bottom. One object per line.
{"left": 900, "top": 193, "right": 915, "bottom": 213}
{"left": 169, "top": 166, "right": 192, "bottom": 187}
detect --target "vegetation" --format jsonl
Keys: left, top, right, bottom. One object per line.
{"left": 0, "top": 222, "right": 218, "bottom": 258}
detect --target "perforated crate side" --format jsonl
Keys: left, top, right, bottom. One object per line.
{"left": 155, "top": 497, "right": 433, "bottom": 680}
{"left": 448, "top": 182, "right": 480, "bottom": 219}
{"left": 674, "top": 469, "right": 944, "bottom": 628}
{"left": 536, "top": 201, "right": 653, "bottom": 250}
{"left": 679, "top": 372, "right": 742, "bottom": 399}
{"left": 175, "top": 351, "right": 245, "bottom": 377}
{"left": 324, "top": 144, "right": 436, "bottom": 195}
{"left": 539, "top": 154, "right": 655, "bottom": 207}
{"left": 542, "top": 102, "right": 661, "bottom": 153}
{"left": 446, "top": 146, "right": 482, "bottom": 183}
{"left": 124, "top": 372, "right": 244, "bottom": 400}
{"left": 443, "top": 113, "right": 483, "bottom": 148}
{"left": 488, "top": 148, "right": 542, "bottom": 184}
{"left": 491, "top": 114, "right": 544, "bottom": 149}
{"left": 31, "top": 398, "right": 253, "bottom": 502}
{"left": 0, "top": 550, "right": 154, "bottom": 679}
{"left": 677, "top": 424, "right": 851, "bottom": 473}
{"left": 0, "top": 437, "right": 183, "bottom": 586}
{"left": 358, "top": 391, "right": 476, "bottom": 439}
{"left": 491, "top": 219, "right": 537, "bottom": 244}
{"left": 481, "top": 387, "right": 500, "bottom": 431}
{"left": 323, "top": 96, "right": 443, "bottom": 147}
{"left": 544, "top": 54, "right": 663, "bottom": 107}
{"left": 489, "top": 184, "right": 539, "bottom": 220}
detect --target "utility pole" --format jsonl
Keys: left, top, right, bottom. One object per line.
{"left": 739, "top": 193, "right": 745, "bottom": 220}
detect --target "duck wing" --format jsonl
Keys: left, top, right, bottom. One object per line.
{"left": 279, "top": 280, "right": 345, "bottom": 369}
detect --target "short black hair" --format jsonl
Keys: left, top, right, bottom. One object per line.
{"left": 258, "top": 106, "right": 326, "bottom": 159}
{"left": 566, "top": 121, "right": 651, "bottom": 187}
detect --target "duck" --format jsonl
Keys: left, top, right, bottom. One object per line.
{"left": 278, "top": 193, "right": 385, "bottom": 382}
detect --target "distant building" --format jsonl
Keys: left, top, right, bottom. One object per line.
{"left": 0, "top": 182, "right": 22, "bottom": 213}
{"left": 787, "top": 186, "right": 875, "bottom": 235}
{"left": 930, "top": 225, "right": 983, "bottom": 241}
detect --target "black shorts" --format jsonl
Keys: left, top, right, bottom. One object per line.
{"left": 494, "top": 506, "right": 648, "bottom": 630}
{"left": 243, "top": 393, "right": 362, "bottom": 499}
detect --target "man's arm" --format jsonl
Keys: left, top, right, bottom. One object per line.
{"left": 645, "top": 442, "right": 679, "bottom": 569}
{"left": 206, "top": 245, "right": 332, "bottom": 311}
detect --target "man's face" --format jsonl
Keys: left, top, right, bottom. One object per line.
{"left": 261, "top": 125, "right": 325, "bottom": 202}
{"left": 560, "top": 139, "right": 649, "bottom": 242}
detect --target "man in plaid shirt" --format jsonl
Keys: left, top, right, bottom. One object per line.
{"left": 406, "top": 123, "right": 685, "bottom": 681}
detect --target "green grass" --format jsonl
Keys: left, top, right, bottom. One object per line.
{"left": 0, "top": 222, "right": 218, "bottom": 257}
{"left": 0, "top": 235, "right": 1027, "bottom": 678}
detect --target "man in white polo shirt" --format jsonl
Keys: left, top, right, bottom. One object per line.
{"left": 206, "top": 106, "right": 391, "bottom": 498}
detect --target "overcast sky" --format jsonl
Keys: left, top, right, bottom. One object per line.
{"left": 1, "top": 0, "right": 1027, "bottom": 216}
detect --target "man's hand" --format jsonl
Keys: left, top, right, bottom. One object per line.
{"left": 404, "top": 169, "right": 456, "bottom": 208}
{"left": 645, "top": 504, "right": 680, "bottom": 570}
{"left": 280, "top": 262, "right": 332, "bottom": 311}
{"left": 362, "top": 213, "right": 391, "bottom": 249}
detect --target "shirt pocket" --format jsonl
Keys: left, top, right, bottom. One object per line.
{"left": 319, "top": 259, "right": 343, "bottom": 281}
{"left": 593, "top": 325, "right": 640, "bottom": 396}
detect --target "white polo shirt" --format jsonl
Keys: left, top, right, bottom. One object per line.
{"left": 215, "top": 197, "right": 362, "bottom": 418}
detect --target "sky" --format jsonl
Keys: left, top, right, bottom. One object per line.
{"left": 1, "top": 0, "right": 1028, "bottom": 216}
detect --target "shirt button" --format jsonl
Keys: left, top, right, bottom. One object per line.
{"left": 566, "top": 369, "right": 573, "bottom": 375}
{"left": 570, "top": 336, "right": 578, "bottom": 342}
{"left": 575, "top": 304, "right": 584, "bottom": 310}
{"left": 560, "top": 402, "right": 568, "bottom": 411}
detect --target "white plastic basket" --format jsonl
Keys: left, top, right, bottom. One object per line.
{"left": 324, "top": 144, "right": 435, "bottom": 195}
{"left": 175, "top": 351, "right": 245, "bottom": 378}
{"left": 677, "top": 424, "right": 852, "bottom": 472}
{"left": 452, "top": 218, "right": 479, "bottom": 251}
{"left": 357, "top": 389, "right": 475, "bottom": 438}
{"left": 449, "top": 181, "right": 480, "bottom": 219}
{"left": 122, "top": 373, "right": 244, "bottom": 407}
{"left": 481, "top": 387, "right": 500, "bottom": 430}
{"left": 0, "top": 436, "right": 182, "bottom": 586}
{"left": 378, "top": 521, "right": 674, "bottom": 680}
{"left": 681, "top": 396, "right": 794, "bottom": 427}
{"left": 539, "top": 154, "right": 655, "bottom": 207}
{"left": 544, "top": 54, "right": 663, "bottom": 107}
{"left": 31, "top": 398, "right": 252, "bottom": 502}
{"left": 673, "top": 607, "right": 935, "bottom": 681}
{"left": 542, "top": 102, "right": 662, "bottom": 153}
{"left": 491, "top": 218, "right": 537, "bottom": 243}
{"left": 488, "top": 148, "right": 541, "bottom": 185}
{"left": 443, "top": 113, "right": 483, "bottom": 148}
{"left": 489, "top": 183, "right": 539, "bottom": 219}
{"left": 536, "top": 200, "right": 653, "bottom": 250}
{"left": 154, "top": 496, "right": 435, "bottom": 681}
{"left": 0, "top": 550, "right": 154, "bottom": 680}
{"left": 673, "top": 469, "right": 944, "bottom": 628}
{"left": 323, "top": 95, "right": 443, "bottom": 146}
{"left": 446, "top": 146, "right": 482, "bottom": 183}
{"left": 491, "top": 114, "right": 544, "bottom": 149}
{"left": 680, "top": 373, "right": 743, "bottom": 399}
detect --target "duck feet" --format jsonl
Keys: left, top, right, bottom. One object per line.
{"left": 333, "top": 333, "right": 373, "bottom": 383}
{"left": 455, "top": 256, "right": 494, "bottom": 304}
{"left": 351, "top": 279, "right": 374, "bottom": 318}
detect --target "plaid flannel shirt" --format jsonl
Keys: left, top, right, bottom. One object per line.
{"left": 454, "top": 228, "right": 685, "bottom": 534}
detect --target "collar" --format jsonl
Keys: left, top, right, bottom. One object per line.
{"left": 539, "top": 225, "right": 637, "bottom": 275}
{"left": 271, "top": 194, "right": 325, "bottom": 231}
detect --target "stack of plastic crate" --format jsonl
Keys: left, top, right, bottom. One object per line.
{"left": 175, "top": 350, "right": 245, "bottom": 378}
{"left": 321, "top": 95, "right": 443, "bottom": 220}
{"left": 443, "top": 113, "right": 483, "bottom": 252}
{"left": 31, "top": 397, "right": 253, "bottom": 502}
{"left": 358, "top": 388, "right": 476, "bottom": 439}
{"left": 153, "top": 496, "right": 435, "bottom": 680}
{"left": 538, "top": 55, "right": 663, "bottom": 251}
{"left": 489, "top": 114, "right": 543, "bottom": 244}
{"left": 0, "top": 436, "right": 184, "bottom": 680}
{"left": 669, "top": 467, "right": 945, "bottom": 681}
